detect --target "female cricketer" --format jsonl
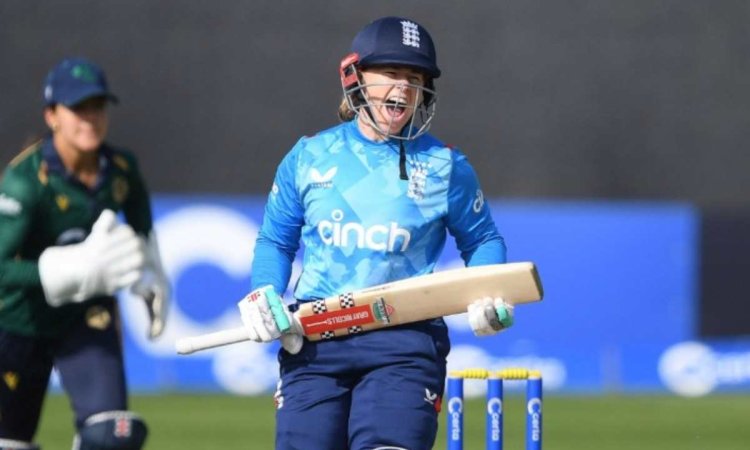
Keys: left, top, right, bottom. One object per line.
{"left": 239, "top": 17, "right": 513, "bottom": 450}
{"left": 0, "top": 58, "right": 169, "bottom": 450}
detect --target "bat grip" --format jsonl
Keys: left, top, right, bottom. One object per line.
{"left": 175, "top": 327, "right": 249, "bottom": 355}
{"left": 266, "top": 289, "right": 291, "bottom": 333}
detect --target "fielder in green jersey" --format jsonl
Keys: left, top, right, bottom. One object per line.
{"left": 0, "top": 57, "right": 169, "bottom": 450}
{"left": 0, "top": 139, "right": 152, "bottom": 337}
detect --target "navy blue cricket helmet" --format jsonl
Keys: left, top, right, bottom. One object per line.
{"left": 351, "top": 16, "right": 441, "bottom": 79}
{"left": 339, "top": 16, "right": 440, "bottom": 140}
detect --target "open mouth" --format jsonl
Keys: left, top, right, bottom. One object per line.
{"left": 384, "top": 98, "right": 408, "bottom": 118}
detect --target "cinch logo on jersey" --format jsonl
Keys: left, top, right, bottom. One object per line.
{"left": 317, "top": 209, "right": 411, "bottom": 252}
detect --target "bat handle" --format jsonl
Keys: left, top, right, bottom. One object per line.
{"left": 175, "top": 327, "right": 249, "bottom": 355}
{"left": 266, "top": 289, "right": 291, "bottom": 333}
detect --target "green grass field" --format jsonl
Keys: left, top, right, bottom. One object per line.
{"left": 37, "top": 393, "right": 750, "bottom": 449}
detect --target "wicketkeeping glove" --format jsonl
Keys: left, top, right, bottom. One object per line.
{"left": 467, "top": 297, "right": 514, "bottom": 336}
{"left": 131, "top": 232, "right": 171, "bottom": 340}
{"left": 39, "top": 209, "right": 146, "bottom": 307}
{"left": 238, "top": 285, "right": 304, "bottom": 354}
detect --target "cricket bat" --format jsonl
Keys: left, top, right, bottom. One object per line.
{"left": 175, "top": 262, "right": 543, "bottom": 355}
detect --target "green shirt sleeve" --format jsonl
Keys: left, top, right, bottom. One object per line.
{"left": 117, "top": 151, "right": 153, "bottom": 236}
{"left": 0, "top": 166, "right": 42, "bottom": 287}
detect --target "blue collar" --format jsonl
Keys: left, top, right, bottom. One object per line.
{"left": 41, "top": 137, "right": 113, "bottom": 191}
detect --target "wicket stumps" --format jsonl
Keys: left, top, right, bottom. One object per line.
{"left": 446, "top": 368, "right": 543, "bottom": 450}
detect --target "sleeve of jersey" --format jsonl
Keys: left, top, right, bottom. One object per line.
{"left": 250, "top": 146, "right": 304, "bottom": 294}
{"left": 119, "top": 151, "right": 154, "bottom": 235}
{"left": 0, "top": 168, "right": 42, "bottom": 287}
{"left": 446, "top": 150, "right": 507, "bottom": 266}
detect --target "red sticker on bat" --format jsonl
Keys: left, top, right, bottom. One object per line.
{"left": 301, "top": 305, "right": 375, "bottom": 334}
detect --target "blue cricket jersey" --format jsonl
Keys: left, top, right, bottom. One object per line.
{"left": 251, "top": 120, "right": 506, "bottom": 301}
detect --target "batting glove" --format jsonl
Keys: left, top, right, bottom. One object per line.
{"left": 467, "top": 297, "right": 514, "bottom": 336}
{"left": 238, "top": 285, "right": 304, "bottom": 354}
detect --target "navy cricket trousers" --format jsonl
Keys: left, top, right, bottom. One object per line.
{"left": 0, "top": 300, "right": 127, "bottom": 441}
{"left": 274, "top": 319, "right": 451, "bottom": 450}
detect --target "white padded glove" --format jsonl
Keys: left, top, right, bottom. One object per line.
{"left": 238, "top": 285, "right": 304, "bottom": 354}
{"left": 467, "top": 297, "right": 515, "bottom": 336}
{"left": 39, "top": 209, "right": 146, "bottom": 307}
{"left": 131, "top": 232, "right": 171, "bottom": 340}
{"left": 0, "top": 439, "right": 39, "bottom": 449}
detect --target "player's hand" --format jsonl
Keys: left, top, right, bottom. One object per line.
{"left": 467, "top": 297, "right": 514, "bottom": 336}
{"left": 131, "top": 232, "right": 171, "bottom": 340}
{"left": 237, "top": 285, "right": 304, "bottom": 354}
{"left": 39, "top": 209, "right": 146, "bottom": 307}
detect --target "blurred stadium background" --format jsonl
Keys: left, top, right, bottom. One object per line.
{"left": 2, "top": 1, "right": 749, "bottom": 448}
